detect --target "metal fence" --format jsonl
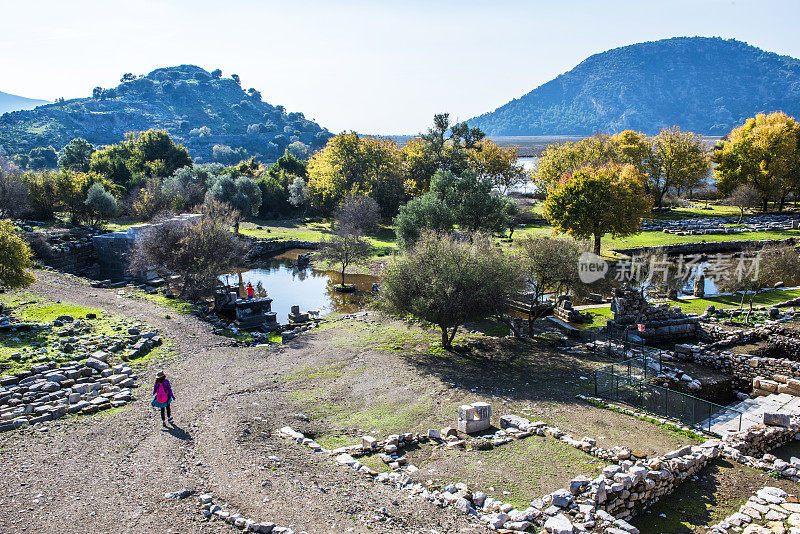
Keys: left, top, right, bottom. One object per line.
{"left": 594, "top": 354, "right": 742, "bottom": 435}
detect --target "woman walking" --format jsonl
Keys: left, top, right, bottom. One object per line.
{"left": 151, "top": 371, "right": 175, "bottom": 427}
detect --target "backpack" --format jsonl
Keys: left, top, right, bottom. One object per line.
{"left": 156, "top": 382, "right": 168, "bottom": 403}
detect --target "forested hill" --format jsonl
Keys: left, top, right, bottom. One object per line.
{"left": 0, "top": 91, "right": 49, "bottom": 115}
{"left": 0, "top": 65, "right": 332, "bottom": 163}
{"left": 469, "top": 37, "right": 800, "bottom": 136}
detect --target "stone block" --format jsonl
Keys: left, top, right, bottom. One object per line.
{"left": 764, "top": 412, "right": 791, "bottom": 427}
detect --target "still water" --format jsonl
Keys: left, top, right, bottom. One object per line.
{"left": 226, "top": 249, "right": 378, "bottom": 322}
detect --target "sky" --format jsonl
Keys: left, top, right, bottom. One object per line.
{"left": 2, "top": 0, "right": 800, "bottom": 134}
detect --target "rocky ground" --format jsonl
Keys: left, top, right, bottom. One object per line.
{"left": 0, "top": 270, "right": 793, "bottom": 534}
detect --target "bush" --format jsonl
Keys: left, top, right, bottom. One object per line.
{"left": 394, "top": 193, "right": 454, "bottom": 248}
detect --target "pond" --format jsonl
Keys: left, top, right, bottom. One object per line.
{"left": 225, "top": 249, "right": 379, "bottom": 323}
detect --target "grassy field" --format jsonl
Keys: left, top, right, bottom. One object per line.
{"left": 666, "top": 288, "right": 800, "bottom": 315}
{"left": 285, "top": 316, "right": 700, "bottom": 508}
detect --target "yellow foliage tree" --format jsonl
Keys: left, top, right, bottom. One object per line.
{"left": 0, "top": 220, "right": 35, "bottom": 289}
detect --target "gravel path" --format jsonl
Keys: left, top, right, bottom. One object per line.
{"left": 0, "top": 271, "right": 479, "bottom": 534}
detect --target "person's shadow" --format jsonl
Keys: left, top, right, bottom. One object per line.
{"left": 163, "top": 423, "right": 193, "bottom": 442}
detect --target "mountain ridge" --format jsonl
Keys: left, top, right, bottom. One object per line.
{"left": 469, "top": 37, "right": 800, "bottom": 135}
{"left": 0, "top": 65, "right": 331, "bottom": 163}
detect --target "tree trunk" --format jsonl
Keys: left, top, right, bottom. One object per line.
{"left": 738, "top": 207, "right": 744, "bottom": 224}
{"left": 779, "top": 195, "right": 787, "bottom": 213}
{"left": 341, "top": 266, "right": 346, "bottom": 287}
{"left": 440, "top": 325, "right": 451, "bottom": 349}
{"left": 763, "top": 198, "right": 769, "bottom": 212}
{"left": 448, "top": 325, "right": 458, "bottom": 347}
{"left": 593, "top": 234, "right": 601, "bottom": 255}
{"left": 747, "top": 291, "right": 758, "bottom": 324}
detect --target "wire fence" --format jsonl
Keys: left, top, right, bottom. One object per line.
{"left": 594, "top": 354, "right": 742, "bottom": 435}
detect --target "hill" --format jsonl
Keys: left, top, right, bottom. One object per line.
{"left": 0, "top": 65, "right": 332, "bottom": 163}
{"left": 0, "top": 91, "right": 49, "bottom": 115}
{"left": 469, "top": 37, "right": 800, "bottom": 135}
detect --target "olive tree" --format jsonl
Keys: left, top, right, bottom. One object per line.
{"left": 516, "top": 235, "right": 586, "bottom": 330}
{"left": 84, "top": 183, "right": 118, "bottom": 228}
{"left": 380, "top": 232, "right": 525, "bottom": 350}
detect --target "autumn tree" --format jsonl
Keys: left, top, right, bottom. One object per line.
{"left": 0, "top": 220, "right": 35, "bottom": 289}
{"left": 533, "top": 135, "right": 614, "bottom": 191}
{"left": 380, "top": 232, "right": 524, "bottom": 350}
{"left": 0, "top": 170, "right": 30, "bottom": 219}
{"left": 469, "top": 139, "right": 527, "bottom": 194}
{"left": 543, "top": 164, "right": 651, "bottom": 255}
{"left": 307, "top": 132, "right": 405, "bottom": 215}
{"left": 714, "top": 112, "right": 800, "bottom": 212}
{"left": 647, "top": 127, "right": 710, "bottom": 207}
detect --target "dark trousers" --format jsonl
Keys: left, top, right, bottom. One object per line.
{"left": 160, "top": 404, "right": 172, "bottom": 421}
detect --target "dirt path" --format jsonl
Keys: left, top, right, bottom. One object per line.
{"left": 0, "top": 271, "right": 478, "bottom": 534}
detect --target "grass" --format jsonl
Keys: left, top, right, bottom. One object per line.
{"left": 583, "top": 398, "right": 704, "bottom": 442}
{"left": 666, "top": 288, "right": 800, "bottom": 315}
{"left": 514, "top": 223, "right": 800, "bottom": 253}
{"left": 0, "top": 291, "right": 166, "bottom": 374}
{"left": 127, "top": 289, "right": 196, "bottom": 315}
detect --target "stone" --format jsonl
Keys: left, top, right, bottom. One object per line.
{"left": 551, "top": 488, "right": 573, "bottom": 508}
{"left": 764, "top": 413, "right": 791, "bottom": 427}
{"left": 544, "top": 513, "right": 574, "bottom": 534}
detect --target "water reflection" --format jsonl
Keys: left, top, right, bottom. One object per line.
{"left": 225, "top": 249, "right": 378, "bottom": 322}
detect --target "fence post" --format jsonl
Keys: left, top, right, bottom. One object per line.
{"left": 594, "top": 370, "right": 598, "bottom": 397}
{"left": 664, "top": 388, "right": 669, "bottom": 418}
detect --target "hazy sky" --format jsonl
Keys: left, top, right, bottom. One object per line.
{"left": 2, "top": 0, "right": 800, "bottom": 134}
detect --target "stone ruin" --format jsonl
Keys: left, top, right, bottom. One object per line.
{"left": 91, "top": 214, "right": 201, "bottom": 281}
{"left": 611, "top": 288, "right": 698, "bottom": 342}
{"left": 288, "top": 305, "right": 310, "bottom": 324}
{"left": 457, "top": 402, "right": 491, "bottom": 433}
{"left": 553, "top": 299, "right": 591, "bottom": 324}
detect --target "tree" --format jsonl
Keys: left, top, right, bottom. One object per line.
{"left": 307, "top": 132, "right": 405, "bottom": 215}
{"left": 394, "top": 193, "right": 454, "bottom": 248}
{"left": 380, "top": 232, "right": 524, "bottom": 350}
{"left": 90, "top": 130, "right": 192, "bottom": 188}
{"left": 23, "top": 170, "right": 60, "bottom": 220}
{"left": 543, "top": 164, "right": 651, "bottom": 255}
{"left": 315, "top": 231, "right": 372, "bottom": 288}
{"left": 129, "top": 203, "right": 246, "bottom": 300}
{"left": 721, "top": 183, "right": 761, "bottom": 223}
{"left": 120, "top": 73, "right": 136, "bottom": 82}
{"left": 0, "top": 170, "right": 30, "bottom": 218}
{"left": 0, "top": 220, "right": 35, "bottom": 289}
{"left": 421, "top": 113, "right": 485, "bottom": 174}
{"left": 247, "top": 88, "right": 262, "bottom": 101}
{"left": 92, "top": 87, "right": 103, "bottom": 99}
{"left": 205, "top": 176, "right": 262, "bottom": 231}
{"left": 211, "top": 69, "right": 222, "bottom": 79}
{"left": 714, "top": 112, "right": 800, "bottom": 212}
{"left": 469, "top": 139, "right": 527, "bottom": 195}
{"left": 647, "top": 127, "right": 710, "bottom": 208}
{"left": 288, "top": 177, "right": 309, "bottom": 213}
{"left": 231, "top": 74, "right": 241, "bottom": 86}
{"left": 54, "top": 170, "right": 91, "bottom": 224}
{"left": 84, "top": 183, "right": 118, "bottom": 228}
{"left": 716, "top": 244, "right": 800, "bottom": 323}
{"left": 269, "top": 149, "right": 309, "bottom": 180}
{"left": 516, "top": 235, "right": 586, "bottom": 331}
{"left": 334, "top": 194, "right": 380, "bottom": 235}
{"left": 58, "top": 138, "right": 95, "bottom": 172}
{"left": 533, "top": 135, "right": 614, "bottom": 192}
{"left": 430, "top": 170, "right": 510, "bottom": 233}
{"left": 27, "top": 147, "right": 58, "bottom": 170}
